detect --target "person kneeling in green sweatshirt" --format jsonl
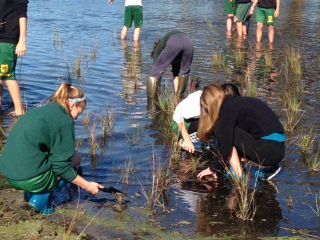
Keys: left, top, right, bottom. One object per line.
{"left": 0, "top": 83, "right": 103, "bottom": 215}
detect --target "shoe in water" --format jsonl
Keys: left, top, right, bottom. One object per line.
{"left": 255, "top": 165, "right": 281, "bottom": 181}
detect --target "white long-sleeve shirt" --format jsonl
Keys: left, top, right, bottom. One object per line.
{"left": 173, "top": 90, "right": 202, "bottom": 124}
{"left": 125, "top": 0, "right": 142, "bottom": 6}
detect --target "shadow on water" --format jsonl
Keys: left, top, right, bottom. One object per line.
{"left": 0, "top": 0, "right": 320, "bottom": 238}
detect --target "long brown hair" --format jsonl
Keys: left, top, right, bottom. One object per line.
{"left": 52, "top": 83, "right": 85, "bottom": 112}
{"left": 198, "top": 84, "right": 225, "bottom": 141}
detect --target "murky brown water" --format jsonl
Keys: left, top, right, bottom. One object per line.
{"left": 1, "top": 0, "right": 320, "bottom": 238}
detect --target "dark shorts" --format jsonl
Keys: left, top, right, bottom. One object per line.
{"left": 233, "top": 127, "right": 285, "bottom": 166}
{"left": 124, "top": 5, "right": 143, "bottom": 28}
{"left": 0, "top": 43, "right": 17, "bottom": 80}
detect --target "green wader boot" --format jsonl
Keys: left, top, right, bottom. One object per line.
{"left": 147, "top": 76, "right": 161, "bottom": 99}
{"left": 176, "top": 74, "right": 189, "bottom": 97}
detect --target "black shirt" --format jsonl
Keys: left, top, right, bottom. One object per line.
{"left": 214, "top": 96, "right": 284, "bottom": 162}
{"left": 0, "top": 0, "right": 28, "bottom": 44}
{"left": 257, "top": 0, "right": 277, "bottom": 9}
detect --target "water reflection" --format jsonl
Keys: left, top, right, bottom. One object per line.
{"left": 177, "top": 180, "right": 281, "bottom": 237}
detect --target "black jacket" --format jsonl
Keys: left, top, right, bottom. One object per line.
{"left": 0, "top": 0, "right": 28, "bottom": 44}
{"left": 214, "top": 96, "right": 284, "bottom": 162}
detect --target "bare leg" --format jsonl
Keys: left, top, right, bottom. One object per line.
{"left": 226, "top": 16, "right": 234, "bottom": 37}
{"left": 5, "top": 80, "right": 25, "bottom": 116}
{"left": 268, "top": 25, "right": 275, "bottom": 44}
{"left": 256, "top": 22, "right": 264, "bottom": 42}
{"left": 242, "top": 24, "right": 248, "bottom": 38}
{"left": 236, "top": 22, "right": 243, "bottom": 38}
{"left": 228, "top": 147, "right": 243, "bottom": 177}
{"left": 133, "top": 28, "right": 141, "bottom": 41}
{"left": 121, "top": 26, "right": 128, "bottom": 40}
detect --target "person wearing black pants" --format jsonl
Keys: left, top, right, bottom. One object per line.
{"left": 196, "top": 84, "right": 286, "bottom": 181}
{"left": 148, "top": 31, "right": 194, "bottom": 99}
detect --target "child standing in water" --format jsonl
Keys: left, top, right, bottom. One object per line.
{"left": 225, "top": 0, "right": 236, "bottom": 37}
{"left": 250, "top": 0, "right": 281, "bottom": 44}
{"left": 108, "top": 0, "right": 143, "bottom": 41}
{"left": 0, "top": 83, "right": 103, "bottom": 215}
{"left": 235, "top": 0, "right": 252, "bottom": 39}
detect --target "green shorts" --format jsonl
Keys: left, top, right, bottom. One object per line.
{"left": 256, "top": 7, "right": 275, "bottom": 26}
{"left": 236, "top": 3, "right": 252, "bottom": 23}
{"left": 7, "top": 169, "right": 58, "bottom": 194}
{"left": 124, "top": 5, "right": 143, "bottom": 28}
{"left": 0, "top": 43, "right": 17, "bottom": 80}
{"left": 225, "top": 0, "right": 236, "bottom": 16}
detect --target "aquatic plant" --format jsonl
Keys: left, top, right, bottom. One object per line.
{"left": 120, "top": 158, "right": 136, "bottom": 185}
{"left": 308, "top": 193, "right": 320, "bottom": 217}
{"left": 303, "top": 147, "right": 320, "bottom": 172}
{"left": 156, "top": 90, "right": 175, "bottom": 114}
{"left": 182, "top": 155, "right": 208, "bottom": 176}
{"left": 212, "top": 53, "right": 225, "bottom": 70}
{"left": 240, "top": 71, "right": 257, "bottom": 97}
{"left": 284, "top": 93, "right": 304, "bottom": 133}
{"left": 234, "top": 49, "right": 245, "bottom": 68}
{"left": 287, "top": 195, "right": 294, "bottom": 209}
{"left": 83, "top": 112, "right": 91, "bottom": 129}
{"left": 101, "top": 110, "right": 115, "bottom": 146}
{"left": 298, "top": 126, "right": 316, "bottom": 153}
{"left": 89, "top": 120, "right": 99, "bottom": 169}
{"left": 126, "top": 125, "right": 144, "bottom": 147}
{"left": 285, "top": 46, "right": 303, "bottom": 78}
{"left": 140, "top": 152, "right": 171, "bottom": 213}
{"left": 53, "top": 30, "right": 63, "bottom": 50}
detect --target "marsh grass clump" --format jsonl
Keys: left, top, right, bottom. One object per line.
{"left": 156, "top": 90, "right": 175, "bottom": 114}
{"left": 283, "top": 91, "right": 304, "bottom": 133}
{"left": 141, "top": 153, "right": 171, "bottom": 213}
{"left": 156, "top": 90, "right": 176, "bottom": 144}
{"left": 212, "top": 53, "right": 226, "bottom": 70}
{"left": 181, "top": 155, "right": 208, "bottom": 176}
{"left": 227, "top": 165, "right": 257, "bottom": 221}
{"left": 100, "top": 110, "right": 115, "bottom": 146}
{"left": 240, "top": 71, "right": 257, "bottom": 97}
{"left": 298, "top": 126, "right": 316, "bottom": 153}
{"left": 303, "top": 147, "right": 320, "bottom": 172}
{"left": 234, "top": 49, "right": 246, "bottom": 68}
{"left": 285, "top": 46, "right": 303, "bottom": 78}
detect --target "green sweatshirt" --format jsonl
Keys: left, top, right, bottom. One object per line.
{"left": 0, "top": 103, "right": 77, "bottom": 182}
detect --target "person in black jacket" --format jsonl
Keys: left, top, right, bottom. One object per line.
{"left": 0, "top": 0, "right": 28, "bottom": 116}
{"left": 196, "top": 84, "right": 286, "bottom": 181}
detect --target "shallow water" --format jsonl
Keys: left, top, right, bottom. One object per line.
{"left": 1, "top": 0, "right": 320, "bottom": 238}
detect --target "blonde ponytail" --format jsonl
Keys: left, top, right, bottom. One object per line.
{"left": 52, "top": 83, "right": 85, "bottom": 111}
{"left": 198, "top": 84, "right": 225, "bottom": 141}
